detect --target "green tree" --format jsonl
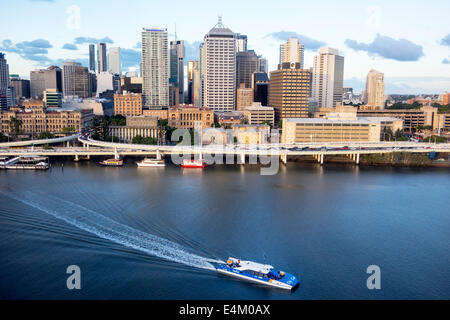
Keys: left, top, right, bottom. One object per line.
{"left": 38, "top": 131, "right": 55, "bottom": 140}
{"left": 9, "top": 117, "right": 22, "bottom": 137}
{"left": 0, "top": 133, "right": 8, "bottom": 142}
{"left": 61, "top": 127, "right": 75, "bottom": 134}
{"left": 423, "top": 135, "right": 447, "bottom": 143}
{"left": 132, "top": 135, "right": 157, "bottom": 145}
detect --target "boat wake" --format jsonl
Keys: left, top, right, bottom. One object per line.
{"left": 0, "top": 191, "right": 223, "bottom": 271}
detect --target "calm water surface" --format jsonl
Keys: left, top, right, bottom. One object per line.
{"left": 0, "top": 159, "right": 449, "bottom": 299}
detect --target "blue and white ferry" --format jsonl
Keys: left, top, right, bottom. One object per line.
{"left": 216, "top": 257, "right": 299, "bottom": 290}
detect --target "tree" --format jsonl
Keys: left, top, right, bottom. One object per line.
{"left": 62, "top": 127, "right": 75, "bottom": 134}
{"left": 261, "top": 120, "right": 273, "bottom": 129}
{"left": 9, "top": 117, "right": 22, "bottom": 137}
{"left": 38, "top": 131, "right": 55, "bottom": 140}
{"left": 0, "top": 133, "right": 7, "bottom": 142}
{"left": 132, "top": 135, "right": 157, "bottom": 145}
{"left": 423, "top": 135, "right": 447, "bottom": 143}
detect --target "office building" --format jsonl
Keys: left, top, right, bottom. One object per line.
{"left": 142, "top": 28, "right": 169, "bottom": 108}
{"left": 0, "top": 53, "right": 9, "bottom": 98}
{"left": 243, "top": 102, "right": 275, "bottom": 126}
{"left": 108, "top": 47, "right": 122, "bottom": 75}
{"left": 252, "top": 72, "right": 269, "bottom": 107}
{"left": 89, "top": 44, "right": 96, "bottom": 72}
{"left": 121, "top": 76, "right": 142, "bottom": 94}
{"left": 43, "top": 89, "right": 62, "bottom": 107}
{"left": 280, "top": 38, "right": 304, "bottom": 68}
{"left": 235, "top": 33, "right": 248, "bottom": 52}
{"left": 312, "top": 47, "right": 345, "bottom": 108}
{"left": 114, "top": 92, "right": 143, "bottom": 116}
{"left": 170, "top": 40, "right": 185, "bottom": 104}
{"left": 258, "top": 55, "right": 268, "bottom": 74}
{"left": 168, "top": 105, "right": 214, "bottom": 129}
{"left": 97, "top": 43, "right": 107, "bottom": 73}
{"left": 10, "top": 76, "right": 30, "bottom": 104}
{"left": 236, "top": 83, "right": 254, "bottom": 111}
{"left": 202, "top": 17, "right": 236, "bottom": 112}
{"left": 30, "top": 66, "right": 62, "bottom": 99}
{"left": 62, "top": 61, "right": 90, "bottom": 98}
{"left": 236, "top": 50, "right": 258, "bottom": 89}
{"left": 365, "top": 69, "right": 385, "bottom": 109}
{"left": 269, "top": 63, "right": 311, "bottom": 122}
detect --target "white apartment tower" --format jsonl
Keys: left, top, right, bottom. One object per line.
{"left": 108, "top": 47, "right": 122, "bottom": 75}
{"left": 280, "top": 38, "right": 304, "bottom": 68}
{"left": 312, "top": 47, "right": 345, "bottom": 108}
{"left": 141, "top": 28, "right": 169, "bottom": 107}
{"left": 365, "top": 69, "right": 385, "bottom": 109}
{"left": 203, "top": 17, "right": 236, "bottom": 112}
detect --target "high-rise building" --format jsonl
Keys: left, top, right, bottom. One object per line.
{"left": 312, "top": 47, "right": 344, "bottom": 108}
{"left": 97, "top": 43, "right": 107, "bottom": 73}
{"left": 236, "top": 83, "right": 254, "bottom": 111}
{"left": 0, "top": 53, "right": 10, "bottom": 110}
{"left": 258, "top": 55, "right": 268, "bottom": 74}
{"left": 187, "top": 60, "right": 199, "bottom": 105}
{"left": 235, "top": 33, "right": 248, "bottom": 52}
{"left": 199, "top": 43, "right": 205, "bottom": 107}
{"left": 89, "top": 44, "right": 96, "bottom": 72}
{"left": 170, "top": 40, "right": 185, "bottom": 104}
{"left": 365, "top": 69, "right": 385, "bottom": 109}
{"left": 10, "top": 76, "right": 30, "bottom": 104}
{"left": 269, "top": 63, "right": 311, "bottom": 122}
{"left": 252, "top": 72, "right": 269, "bottom": 107}
{"left": 108, "top": 47, "right": 122, "bottom": 75}
{"left": 62, "top": 61, "right": 90, "bottom": 98}
{"left": 43, "top": 89, "right": 62, "bottom": 108}
{"left": 30, "top": 66, "right": 62, "bottom": 99}
{"left": 236, "top": 50, "right": 258, "bottom": 90}
{"left": 280, "top": 38, "right": 304, "bottom": 68}
{"left": 203, "top": 17, "right": 236, "bottom": 112}
{"left": 141, "top": 28, "right": 169, "bottom": 108}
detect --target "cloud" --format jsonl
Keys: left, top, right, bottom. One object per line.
{"left": 74, "top": 37, "right": 114, "bottom": 45}
{"left": 345, "top": 34, "right": 424, "bottom": 61}
{"left": 62, "top": 43, "right": 78, "bottom": 50}
{"left": 0, "top": 39, "right": 54, "bottom": 64}
{"left": 264, "top": 31, "right": 326, "bottom": 51}
{"left": 441, "top": 34, "right": 450, "bottom": 46}
{"left": 121, "top": 48, "right": 141, "bottom": 69}
{"left": 443, "top": 58, "right": 450, "bottom": 64}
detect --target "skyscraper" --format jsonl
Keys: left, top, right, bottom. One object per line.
{"left": 30, "top": 66, "right": 62, "bottom": 99}
{"left": 258, "top": 55, "right": 268, "bottom": 74}
{"left": 97, "top": 43, "right": 107, "bottom": 73}
{"left": 203, "top": 17, "right": 236, "bottom": 112}
{"left": 280, "top": 38, "right": 304, "bottom": 68}
{"left": 365, "top": 69, "right": 385, "bottom": 109}
{"left": 170, "top": 40, "right": 185, "bottom": 104}
{"left": 108, "top": 47, "right": 122, "bottom": 75}
{"left": 10, "top": 76, "right": 30, "bottom": 104}
{"left": 236, "top": 50, "right": 258, "bottom": 89}
{"left": 269, "top": 63, "right": 311, "bottom": 122}
{"left": 141, "top": 27, "right": 169, "bottom": 108}
{"left": 187, "top": 60, "right": 199, "bottom": 105}
{"left": 312, "top": 47, "right": 344, "bottom": 108}
{"left": 89, "top": 44, "right": 96, "bottom": 72}
{"left": 235, "top": 33, "right": 248, "bottom": 52}
{"left": 0, "top": 53, "right": 10, "bottom": 110}
{"left": 252, "top": 72, "right": 269, "bottom": 106}
{"left": 62, "top": 61, "right": 90, "bottom": 98}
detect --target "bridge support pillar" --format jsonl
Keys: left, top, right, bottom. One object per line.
{"left": 320, "top": 154, "right": 324, "bottom": 165}
{"left": 356, "top": 153, "right": 360, "bottom": 165}
{"left": 281, "top": 154, "right": 287, "bottom": 164}
{"left": 86, "top": 155, "right": 90, "bottom": 160}
{"left": 156, "top": 149, "right": 161, "bottom": 160}
{"left": 67, "top": 141, "right": 70, "bottom": 148}
{"left": 74, "top": 154, "right": 79, "bottom": 162}
{"left": 239, "top": 153, "right": 245, "bottom": 164}
{"left": 114, "top": 147, "right": 118, "bottom": 160}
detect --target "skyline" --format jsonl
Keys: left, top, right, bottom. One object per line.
{"left": 1, "top": 0, "right": 450, "bottom": 94}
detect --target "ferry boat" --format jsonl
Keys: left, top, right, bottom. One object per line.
{"left": 99, "top": 159, "right": 123, "bottom": 167}
{"left": 1, "top": 156, "right": 49, "bottom": 170}
{"left": 216, "top": 257, "right": 299, "bottom": 290}
{"left": 181, "top": 159, "right": 206, "bottom": 168}
{"left": 137, "top": 158, "right": 165, "bottom": 167}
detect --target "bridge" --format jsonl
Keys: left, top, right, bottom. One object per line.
{"left": 1, "top": 134, "right": 449, "bottom": 165}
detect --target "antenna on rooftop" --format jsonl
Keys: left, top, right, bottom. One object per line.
{"left": 217, "top": 14, "right": 224, "bottom": 28}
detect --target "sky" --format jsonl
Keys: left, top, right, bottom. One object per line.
{"left": 1, "top": 0, "right": 449, "bottom": 94}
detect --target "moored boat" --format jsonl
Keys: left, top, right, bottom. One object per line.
{"left": 99, "top": 159, "right": 123, "bottom": 167}
{"left": 216, "top": 257, "right": 299, "bottom": 290}
{"left": 137, "top": 158, "right": 165, "bottom": 167}
{"left": 181, "top": 159, "right": 206, "bottom": 168}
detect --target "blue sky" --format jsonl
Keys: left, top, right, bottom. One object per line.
{"left": 1, "top": 0, "right": 449, "bottom": 94}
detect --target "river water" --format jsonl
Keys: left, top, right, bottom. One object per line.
{"left": 0, "top": 159, "right": 449, "bottom": 299}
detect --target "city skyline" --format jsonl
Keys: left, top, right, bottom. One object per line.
{"left": 0, "top": 0, "right": 449, "bottom": 94}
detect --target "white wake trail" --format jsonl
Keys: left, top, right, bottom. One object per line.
{"left": 2, "top": 191, "right": 223, "bottom": 270}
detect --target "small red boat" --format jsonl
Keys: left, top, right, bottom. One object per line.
{"left": 181, "top": 159, "right": 206, "bottom": 168}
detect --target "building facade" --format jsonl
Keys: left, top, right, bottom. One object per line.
{"left": 243, "top": 103, "right": 275, "bottom": 126}
{"left": 252, "top": 72, "right": 269, "bottom": 107}
{"left": 236, "top": 50, "right": 258, "bottom": 90}
{"left": 168, "top": 105, "right": 214, "bottom": 129}
{"left": 170, "top": 40, "right": 185, "bottom": 104}
{"left": 203, "top": 18, "right": 236, "bottom": 112}
{"left": 109, "top": 116, "right": 161, "bottom": 143}
{"left": 114, "top": 93, "right": 143, "bottom": 116}
{"left": 236, "top": 83, "right": 254, "bottom": 111}
{"left": 89, "top": 44, "right": 96, "bottom": 72}
{"left": 30, "top": 66, "right": 62, "bottom": 100}
{"left": 269, "top": 63, "right": 311, "bottom": 122}
{"left": 62, "top": 61, "right": 90, "bottom": 98}
{"left": 10, "top": 76, "right": 30, "bottom": 104}
{"left": 108, "top": 47, "right": 122, "bottom": 75}
{"left": 312, "top": 47, "right": 344, "bottom": 108}
{"left": 280, "top": 38, "right": 304, "bottom": 68}
{"left": 97, "top": 43, "right": 107, "bottom": 73}
{"left": 142, "top": 28, "right": 169, "bottom": 108}
{"left": 365, "top": 69, "right": 385, "bottom": 109}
